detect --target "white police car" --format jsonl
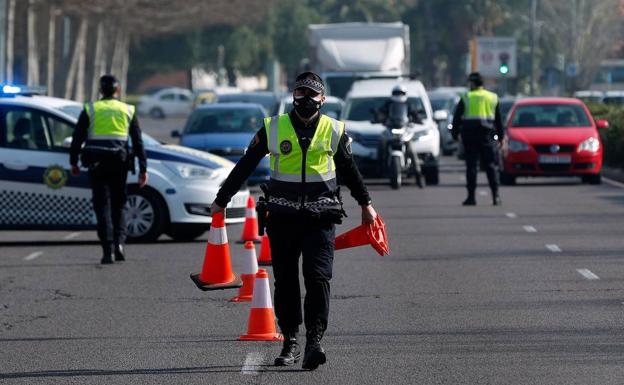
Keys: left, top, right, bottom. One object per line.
{"left": 0, "top": 88, "right": 248, "bottom": 242}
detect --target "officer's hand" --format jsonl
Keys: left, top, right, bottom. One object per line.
{"left": 70, "top": 165, "right": 80, "bottom": 177}
{"left": 361, "top": 204, "right": 377, "bottom": 225}
{"left": 211, "top": 202, "right": 225, "bottom": 215}
{"left": 138, "top": 172, "right": 148, "bottom": 188}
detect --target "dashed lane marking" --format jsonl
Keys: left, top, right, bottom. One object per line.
{"left": 577, "top": 268, "right": 600, "bottom": 280}
{"left": 523, "top": 225, "right": 537, "bottom": 233}
{"left": 506, "top": 212, "right": 517, "bottom": 218}
{"left": 546, "top": 244, "right": 562, "bottom": 253}
{"left": 241, "top": 352, "right": 264, "bottom": 375}
{"left": 478, "top": 190, "right": 488, "bottom": 196}
{"left": 24, "top": 251, "right": 43, "bottom": 261}
{"left": 63, "top": 232, "right": 81, "bottom": 240}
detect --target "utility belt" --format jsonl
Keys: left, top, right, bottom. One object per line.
{"left": 256, "top": 184, "right": 346, "bottom": 235}
{"left": 81, "top": 144, "right": 135, "bottom": 174}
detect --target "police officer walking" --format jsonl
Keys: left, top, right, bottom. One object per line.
{"left": 452, "top": 72, "right": 504, "bottom": 206}
{"left": 211, "top": 72, "right": 377, "bottom": 370}
{"left": 70, "top": 75, "right": 148, "bottom": 264}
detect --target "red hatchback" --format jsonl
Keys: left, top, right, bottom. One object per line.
{"left": 500, "top": 97, "right": 608, "bottom": 185}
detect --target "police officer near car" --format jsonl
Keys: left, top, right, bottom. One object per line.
{"left": 452, "top": 72, "right": 504, "bottom": 206}
{"left": 70, "top": 75, "right": 148, "bottom": 264}
{"left": 211, "top": 71, "right": 377, "bottom": 370}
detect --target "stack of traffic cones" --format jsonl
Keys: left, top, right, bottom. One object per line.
{"left": 239, "top": 196, "right": 261, "bottom": 243}
{"left": 238, "top": 268, "right": 283, "bottom": 341}
{"left": 230, "top": 241, "right": 259, "bottom": 302}
{"left": 190, "top": 212, "right": 243, "bottom": 291}
{"left": 258, "top": 234, "right": 272, "bottom": 266}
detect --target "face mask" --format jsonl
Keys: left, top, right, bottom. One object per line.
{"left": 293, "top": 94, "right": 322, "bottom": 118}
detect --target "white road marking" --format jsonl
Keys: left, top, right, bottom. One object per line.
{"left": 63, "top": 232, "right": 81, "bottom": 240}
{"left": 603, "top": 177, "right": 624, "bottom": 189}
{"left": 478, "top": 190, "right": 488, "bottom": 196}
{"left": 460, "top": 175, "right": 466, "bottom": 182}
{"left": 24, "top": 251, "right": 43, "bottom": 261}
{"left": 545, "top": 244, "right": 562, "bottom": 253}
{"left": 241, "top": 352, "right": 264, "bottom": 375}
{"left": 523, "top": 225, "right": 537, "bottom": 233}
{"left": 505, "top": 212, "right": 517, "bottom": 218}
{"left": 577, "top": 268, "right": 600, "bottom": 280}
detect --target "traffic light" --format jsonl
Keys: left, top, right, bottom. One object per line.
{"left": 499, "top": 52, "right": 510, "bottom": 75}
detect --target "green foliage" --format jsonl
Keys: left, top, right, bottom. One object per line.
{"left": 588, "top": 104, "right": 624, "bottom": 168}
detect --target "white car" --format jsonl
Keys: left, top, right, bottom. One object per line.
{"left": 342, "top": 78, "right": 441, "bottom": 185}
{"left": 138, "top": 87, "right": 193, "bottom": 119}
{"left": 0, "top": 91, "right": 248, "bottom": 242}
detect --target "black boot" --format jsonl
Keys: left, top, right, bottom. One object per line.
{"left": 274, "top": 333, "right": 301, "bottom": 366}
{"left": 114, "top": 245, "right": 125, "bottom": 262}
{"left": 492, "top": 194, "right": 502, "bottom": 206}
{"left": 462, "top": 192, "right": 476, "bottom": 206}
{"left": 101, "top": 245, "right": 114, "bottom": 264}
{"left": 302, "top": 329, "right": 326, "bottom": 370}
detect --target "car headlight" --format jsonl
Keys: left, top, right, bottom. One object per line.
{"left": 578, "top": 137, "right": 600, "bottom": 152}
{"left": 508, "top": 139, "right": 529, "bottom": 152}
{"left": 413, "top": 129, "right": 433, "bottom": 141}
{"left": 166, "top": 163, "right": 217, "bottom": 179}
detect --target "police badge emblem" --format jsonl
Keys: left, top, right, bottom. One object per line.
{"left": 43, "top": 165, "right": 68, "bottom": 190}
{"left": 280, "top": 140, "right": 292, "bottom": 154}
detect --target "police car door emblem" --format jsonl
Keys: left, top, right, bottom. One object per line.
{"left": 280, "top": 140, "right": 292, "bottom": 154}
{"left": 43, "top": 165, "right": 68, "bottom": 190}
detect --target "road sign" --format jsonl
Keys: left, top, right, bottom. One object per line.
{"left": 566, "top": 63, "right": 579, "bottom": 77}
{"left": 473, "top": 37, "right": 517, "bottom": 78}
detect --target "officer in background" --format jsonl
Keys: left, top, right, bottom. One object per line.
{"left": 452, "top": 72, "right": 503, "bottom": 206}
{"left": 70, "top": 75, "right": 148, "bottom": 264}
{"left": 211, "top": 72, "right": 377, "bottom": 370}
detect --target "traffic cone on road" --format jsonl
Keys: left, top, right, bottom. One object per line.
{"left": 257, "top": 234, "right": 272, "bottom": 266}
{"left": 335, "top": 215, "right": 390, "bottom": 256}
{"left": 190, "top": 212, "right": 243, "bottom": 291}
{"left": 239, "top": 196, "right": 261, "bottom": 243}
{"left": 230, "top": 241, "right": 259, "bottom": 302}
{"left": 238, "top": 268, "right": 283, "bottom": 341}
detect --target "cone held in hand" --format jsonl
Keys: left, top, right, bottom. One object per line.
{"left": 258, "top": 234, "right": 272, "bottom": 266}
{"left": 190, "top": 212, "right": 243, "bottom": 291}
{"left": 335, "top": 214, "right": 389, "bottom": 256}
{"left": 238, "top": 269, "right": 283, "bottom": 341}
{"left": 240, "top": 196, "right": 261, "bottom": 242}
{"left": 230, "top": 241, "right": 259, "bottom": 302}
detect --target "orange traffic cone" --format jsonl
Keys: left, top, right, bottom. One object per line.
{"left": 239, "top": 196, "right": 261, "bottom": 243}
{"left": 335, "top": 215, "right": 390, "bottom": 256}
{"left": 238, "top": 268, "right": 283, "bottom": 341}
{"left": 190, "top": 212, "right": 243, "bottom": 291}
{"left": 230, "top": 241, "right": 259, "bottom": 302}
{"left": 258, "top": 234, "right": 272, "bottom": 266}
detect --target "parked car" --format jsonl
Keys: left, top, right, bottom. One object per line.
{"left": 428, "top": 90, "right": 460, "bottom": 155}
{"left": 217, "top": 92, "right": 280, "bottom": 116}
{"left": 0, "top": 91, "right": 249, "bottom": 242}
{"left": 277, "top": 95, "right": 345, "bottom": 119}
{"left": 603, "top": 90, "right": 624, "bottom": 106}
{"left": 573, "top": 90, "right": 604, "bottom": 105}
{"left": 138, "top": 87, "right": 193, "bottom": 119}
{"left": 172, "top": 103, "right": 270, "bottom": 185}
{"left": 499, "top": 97, "right": 608, "bottom": 185}
{"left": 342, "top": 78, "right": 440, "bottom": 185}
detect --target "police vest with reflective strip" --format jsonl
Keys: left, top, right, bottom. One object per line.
{"left": 461, "top": 88, "right": 498, "bottom": 122}
{"left": 84, "top": 99, "right": 135, "bottom": 141}
{"left": 264, "top": 114, "right": 344, "bottom": 184}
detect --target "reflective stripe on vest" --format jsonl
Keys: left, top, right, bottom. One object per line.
{"left": 461, "top": 88, "right": 498, "bottom": 122}
{"left": 85, "top": 99, "right": 134, "bottom": 141}
{"left": 265, "top": 114, "right": 344, "bottom": 183}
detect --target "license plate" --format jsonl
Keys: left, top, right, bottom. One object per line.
{"left": 538, "top": 155, "right": 571, "bottom": 164}
{"left": 229, "top": 195, "right": 246, "bottom": 207}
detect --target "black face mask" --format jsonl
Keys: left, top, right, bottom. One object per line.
{"left": 293, "top": 95, "right": 322, "bottom": 119}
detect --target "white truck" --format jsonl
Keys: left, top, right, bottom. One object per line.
{"left": 307, "top": 22, "right": 410, "bottom": 98}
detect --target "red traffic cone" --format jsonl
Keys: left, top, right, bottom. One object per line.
{"left": 238, "top": 269, "right": 283, "bottom": 341}
{"left": 190, "top": 212, "right": 243, "bottom": 291}
{"left": 258, "top": 234, "right": 272, "bottom": 266}
{"left": 239, "top": 196, "right": 261, "bottom": 243}
{"left": 230, "top": 241, "right": 259, "bottom": 302}
{"left": 335, "top": 215, "right": 389, "bottom": 256}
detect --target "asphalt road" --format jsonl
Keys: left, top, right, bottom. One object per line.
{"left": 2, "top": 156, "right": 624, "bottom": 384}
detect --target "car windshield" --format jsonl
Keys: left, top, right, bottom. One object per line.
{"left": 184, "top": 107, "right": 265, "bottom": 134}
{"left": 511, "top": 104, "right": 591, "bottom": 127}
{"left": 499, "top": 100, "right": 515, "bottom": 123}
{"left": 344, "top": 97, "right": 425, "bottom": 121}
{"left": 217, "top": 94, "right": 278, "bottom": 115}
{"left": 429, "top": 97, "right": 454, "bottom": 111}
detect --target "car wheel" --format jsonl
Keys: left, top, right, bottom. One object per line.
{"left": 582, "top": 173, "right": 601, "bottom": 185}
{"left": 500, "top": 172, "right": 516, "bottom": 185}
{"left": 167, "top": 224, "right": 208, "bottom": 242}
{"left": 126, "top": 186, "right": 167, "bottom": 242}
{"left": 149, "top": 107, "right": 165, "bottom": 119}
{"left": 424, "top": 166, "right": 439, "bottom": 185}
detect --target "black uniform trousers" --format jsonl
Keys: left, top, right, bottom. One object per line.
{"left": 461, "top": 127, "right": 500, "bottom": 195}
{"left": 266, "top": 212, "right": 335, "bottom": 335}
{"left": 88, "top": 159, "right": 129, "bottom": 254}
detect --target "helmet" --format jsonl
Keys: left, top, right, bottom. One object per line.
{"left": 391, "top": 84, "right": 407, "bottom": 96}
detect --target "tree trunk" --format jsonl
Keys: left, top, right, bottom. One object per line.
{"left": 90, "top": 21, "right": 105, "bottom": 101}
{"left": 64, "top": 18, "right": 87, "bottom": 100}
{"left": 27, "top": 0, "right": 40, "bottom": 86}
{"left": 74, "top": 18, "right": 88, "bottom": 102}
{"left": 6, "top": 0, "right": 14, "bottom": 83}
{"left": 47, "top": 5, "right": 57, "bottom": 96}
{"left": 119, "top": 32, "right": 130, "bottom": 100}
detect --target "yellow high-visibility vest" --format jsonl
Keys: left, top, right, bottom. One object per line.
{"left": 84, "top": 99, "right": 135, "bottom": 141}
{"left": 461, "top": 88, "right": 498, "bottom": 121}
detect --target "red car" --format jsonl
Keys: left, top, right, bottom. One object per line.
{"left": 500, "top": 97, "right": 608, "bottom": 185}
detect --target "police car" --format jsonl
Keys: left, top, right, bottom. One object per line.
{"left": 0, "top": 87, "right": 249, "bottom": 242}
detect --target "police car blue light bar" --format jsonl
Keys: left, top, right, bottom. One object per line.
{"left": 2, "top": 85, "right": 21, "bottom": 94}
{"left": 0, "top": 85, "right": 47, "bottom": 96}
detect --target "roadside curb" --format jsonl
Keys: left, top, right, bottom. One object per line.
{"left": 603, "top": 166, "right": 624, "bottom": 184}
